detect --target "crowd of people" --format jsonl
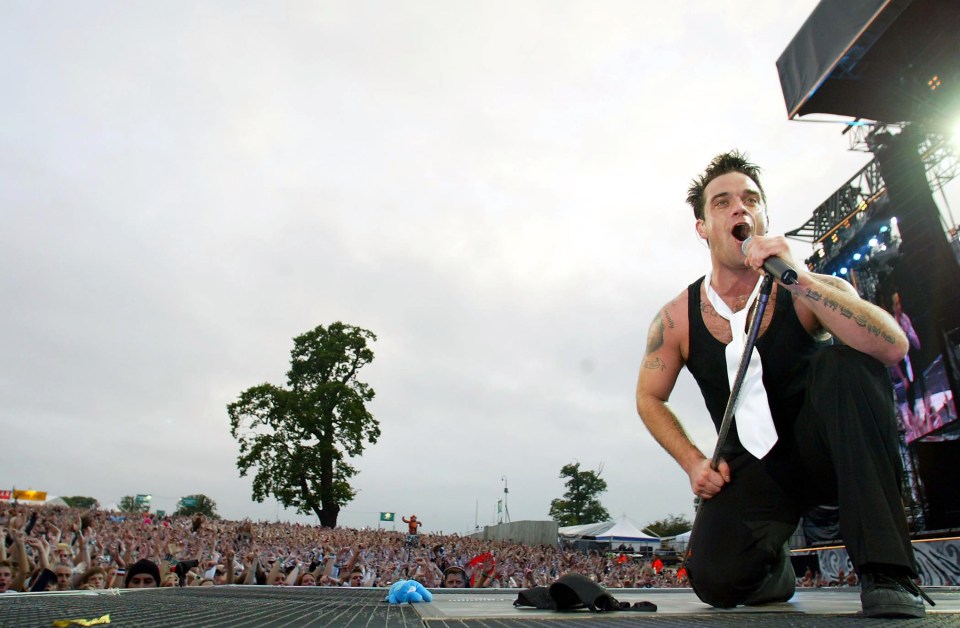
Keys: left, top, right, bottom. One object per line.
{"left": 1, "top": 502, "right": 845, "bottom": 594}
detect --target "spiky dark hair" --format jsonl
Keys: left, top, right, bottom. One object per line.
{"left": 686, "top": 150, "right": 766, "bottom": 220}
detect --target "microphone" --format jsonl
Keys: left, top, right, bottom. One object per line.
{"left": 741, "top": 237, "right": 799, "bottom": 285}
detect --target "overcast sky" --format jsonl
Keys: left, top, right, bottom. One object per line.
{"left": 3, "top": 1, "right": 957, "bottom": 535}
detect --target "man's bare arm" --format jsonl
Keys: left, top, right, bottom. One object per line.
{"left": 742, "top": 234, "right": 907, "bottom": 366}
{"left": 789, "top": 273, "right": 908, "bottom": 366}
{"left": 636, "top": 303, "right": 730, "bottom": 497}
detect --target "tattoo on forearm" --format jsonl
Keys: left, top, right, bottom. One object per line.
{"left": 645, "top": 314, "right": 665, "bottom": 355}
{"left": 806, "top": 291, "right": 897, "bottom": 345}
{"left": 644, "top": 357, "right": 666, "bottom": 371}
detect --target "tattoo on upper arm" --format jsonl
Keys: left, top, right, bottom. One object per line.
{"left": 663, "top": 307, "right": 675, "bottom": 329}
{"left": 643, "top": 357, "right": 666, "bottom": 371}
{"left": 645, "top": 313, "right": 665, "bottom": 355}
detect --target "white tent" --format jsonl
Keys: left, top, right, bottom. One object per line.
{"left": 559, "top": 515, "right": 660, "bottom": 545}
{"left": 44, "top": 496, "right": 68, "bottom": 507}
{"left": 661, "top": 529, "right": 692, "bottom": 552}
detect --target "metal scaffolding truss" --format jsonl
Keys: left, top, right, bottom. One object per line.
{"left": 786, "top": 128, "right": 959, "bottom": 247}
{"left": 785, "top": 157, "right": 886, "bottom": 245}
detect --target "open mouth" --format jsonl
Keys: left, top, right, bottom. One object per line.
{"left": 731, "top": 222, "right": 752, "bottom": 242}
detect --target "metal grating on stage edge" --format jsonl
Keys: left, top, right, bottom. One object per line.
{"left": 0, "top": 587, "right": 420, "bottom": 628}
{"left": 3, "top": 586, "right": 960, "bottom": 628}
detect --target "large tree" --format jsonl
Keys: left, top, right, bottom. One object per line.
{"left": 174, "top": 494, "right": 219, "bottom": 519}
{"left": 644, "top": 513, "right": 692, "bottom": 537}
{"left": 548, "top": 462, "right": 610, "bottom": 526}
{"left": 228, "top": 322, "right": 380, "bottom": 528}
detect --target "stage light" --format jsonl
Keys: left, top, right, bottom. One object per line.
{"left": 879, "top": 226, "right": 889, "bottom": 233}
{"left": 928, "top": 75, "right": 941, "bottom": 91}
{"left": 853, "top": 253, "right": 862, "bottom": 261}
{"left": 869, "top": 237, "right": 879, "bottom": 247}
{"left": 840, "top": 267, "right": 848, "bottom": 275}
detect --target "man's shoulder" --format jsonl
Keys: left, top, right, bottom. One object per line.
{"left": 658, "top": 283, "right": 699, "bottom": 327}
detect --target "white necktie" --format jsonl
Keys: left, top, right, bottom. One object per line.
{"left": 705, "top": 273, "right": 778, "bottom": 459}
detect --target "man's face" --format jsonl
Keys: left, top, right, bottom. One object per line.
{"left": 55, "top": 567, "right": 73, "bottom": 591}
{"left": 127, "top": 573, "right": 157, "bottom": 588}
{"left": 698, "top": 171, "right": 767, "bottom": 263}
{"left": 349, "top": 571, "right": 364, "bottom": 587}
{"left": 0, "top": 566, "right": 12, "bottom": 592}
{"left": 443, "top": 571, "right": 466, "bottom": 588}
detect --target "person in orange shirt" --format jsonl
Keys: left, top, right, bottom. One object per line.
{"left": 652, "top": 555, "right": 664, "bottom": 575}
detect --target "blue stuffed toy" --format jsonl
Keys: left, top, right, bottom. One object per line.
{"left": 386, "top": 579, "right": 433, "bottom": 604}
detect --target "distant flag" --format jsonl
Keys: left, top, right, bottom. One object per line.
{"left": 467, "top": 551, "right": 495, "bottom": 587}
{"left": 380, "top": 512, "right": 395, "bottom": 522}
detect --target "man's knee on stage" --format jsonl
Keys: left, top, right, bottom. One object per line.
{"left": 688, "top": 534, "right": 796, "bottom": 609}
{"left": 689, "top": 555, "right": 781, "bottom": 608}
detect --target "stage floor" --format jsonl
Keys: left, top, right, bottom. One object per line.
{"left": 2, "top": 586, "right": 959, "bottom": 627}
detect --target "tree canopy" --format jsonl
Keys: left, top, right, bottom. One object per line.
{"left": 174, "top": 494, "right": 220, "bottom": 519}
{"left": 62, "top": 496, "right": 98, "bottom": 510}
{"left": 118, "top": 496, "right": 142, "bottom": 513}
{"left": 228, "top": 322, "right": 380, "bottom": 528}
{"left": 548, "top": 462, "right": 611, "bottom": 526}
{"left": 644, "top": 513, "right": 692, "bottom": 537}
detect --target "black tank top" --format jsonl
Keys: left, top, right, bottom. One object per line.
{"left": 686, "top": 276, "right": 820, "bottom": 456}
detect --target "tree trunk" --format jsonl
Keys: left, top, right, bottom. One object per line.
{"left": 317, "top": 504, "right": 340, "bottom": 528}
{"left": 301, "top": 473, "right": 340, "bottom": 528}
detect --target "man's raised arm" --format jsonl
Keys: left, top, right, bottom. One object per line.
{"left": 791, "top": 273, "right": 907, "bottom": 366}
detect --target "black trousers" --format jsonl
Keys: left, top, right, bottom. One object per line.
{"left": 687, "top": 346, "right": 916, "bottom": 608}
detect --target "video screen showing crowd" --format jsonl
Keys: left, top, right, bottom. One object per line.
{"left": 844, "top": 220, "right": 959, "bottom": 444}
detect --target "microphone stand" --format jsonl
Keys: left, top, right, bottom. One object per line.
{"left": 680, "top": 273, "right": 775, "bottom": 569}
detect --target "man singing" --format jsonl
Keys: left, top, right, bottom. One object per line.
{"left": 635, "top": 150, "right": 931, "bottom": 618}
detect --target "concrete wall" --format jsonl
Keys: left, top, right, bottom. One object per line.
{"left": 471, "top": 520, "right": 559, "bottom": 546}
